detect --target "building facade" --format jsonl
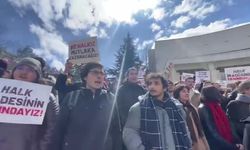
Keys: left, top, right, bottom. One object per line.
{"left": 149, "top": 23, "right": 250, "bottom": 82}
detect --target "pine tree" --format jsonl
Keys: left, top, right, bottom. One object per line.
{"left": 108, "top": 33, "right": 141, "bottom": 77}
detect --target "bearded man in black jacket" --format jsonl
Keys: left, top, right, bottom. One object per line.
{"left": 117, "top": 67, "right": 146, "bottom": 131}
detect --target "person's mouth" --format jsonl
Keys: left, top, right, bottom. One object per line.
{"left": 18, "top": 75, "right": 27, "bottom": 79}
{"left": 149, "top": 90, "right": 157, "bottom": 93}
{"left": 95, "top": 81, "right": 102, "bottom": 84}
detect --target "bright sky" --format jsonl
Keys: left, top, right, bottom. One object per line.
{"left": 0, "top": 0, "right": 249, "bottom": 69}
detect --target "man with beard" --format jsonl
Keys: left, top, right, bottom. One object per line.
{"left": 123, "top": 73, "right": 191, "bottom": 150}
{"left": 117, "top": 67, "right": 145, "bottom": 129}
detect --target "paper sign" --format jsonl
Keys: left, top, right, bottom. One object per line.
{"left": 0, "top": 78, "right": 52, "bottom": 125}
{"left": 225, "top": 66, "right": 250, "bottom": 82}
{"left": 68, "top": 37, "right": 100, "bottom": 65}
{"left": 181, "top": 72, "right": 194, "bottom": 81}
{"left": 195, "top": 71, "right": 210, "bottom": 83}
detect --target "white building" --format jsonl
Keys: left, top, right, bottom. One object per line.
{"left": 149, "top": 23, "right": 250, "bottom": 82}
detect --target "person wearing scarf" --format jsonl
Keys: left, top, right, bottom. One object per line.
{"left": 123, "top": 73, "right": 191, "bottom": 150}
{"left": 199, "top": 86, "right": 243, "bottom": 150}
{"left": 174, "top": 84, "right": 210, "bottom": 150}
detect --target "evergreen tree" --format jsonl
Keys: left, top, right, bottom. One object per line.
{"left": 108, "top": 33, "right": 141, "bottom": 77}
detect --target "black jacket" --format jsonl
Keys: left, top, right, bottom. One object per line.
{"left": 227, "top": 94, "right": 250, "bottom": 141}
{"left": 243, "top": 117, "right": 250, "bottom": 150}
{"left": 199, "top": 104, "right": 240, "bottom": 150}
{"left": 54, "top": 74, "right": 82, "bottom": 104}
{"left": 51, "top": 88, "right": 121, "bottom": 150}
{"left": 117, "top": 81, "right": 145, "bottom": 128}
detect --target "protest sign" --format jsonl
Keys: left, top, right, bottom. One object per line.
{"left": 225, "top": 66, "right": 250, "bottom": 82}
{"left": 68, "top": 37, "right": 100, "bottom": 65}
{"left": 195, "top": 71, "right": 210, "bottom": 83}
{"left": 181, "top": 72, "right": 194, "bottom": 81}
{"left": 0, "top": 78, "right": 52, "bottom": 125}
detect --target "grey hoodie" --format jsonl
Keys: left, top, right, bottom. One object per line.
{"left": 236, "top": 94, "right": 250, "bottom": 104}
{"left": 227, "top": 94, "right": 250, "bottom": 141}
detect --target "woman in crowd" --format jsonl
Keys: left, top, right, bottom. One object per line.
{"left": 199, "top": 86, "right": 243, "bottom": 150}
{"left": 174, "top": 84, "right": 210, "bottom": 150}
{"left": 0, "top": 57, "right": 58, "bottom": 150}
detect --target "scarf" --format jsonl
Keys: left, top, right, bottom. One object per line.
{"left": 140, "top": 94, "right": 191, "bottom": 150}
{"left": 205, "top": 101, "right": 234, "bottom": 143}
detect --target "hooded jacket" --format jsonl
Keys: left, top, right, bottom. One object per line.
{"left": 243, "top": 116, "right": 250, "bottom": 150}
{"left": 227, "top": 94, "right": 250, "bottom": 141}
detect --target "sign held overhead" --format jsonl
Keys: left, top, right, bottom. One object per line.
{"left": 68, "top": 37, "right": 100, "bottom": 65}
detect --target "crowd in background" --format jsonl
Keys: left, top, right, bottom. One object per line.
{"left": 0, "top": 57, "right": 250, "bottom": 150}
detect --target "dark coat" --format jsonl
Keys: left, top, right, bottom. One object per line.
{"left": 54, "top": 73, "right": 82, "bottom": 104}
{"left": 243, "top": 117, "right": 250, "bottom": 150}
{"left": 227, "top": 94, "right": 250, "bottom": 141}
{"left": 198, "top": 104, "right": 240, "bottom": 150}
{"left": 51, "top": 88, "right": 122, "bottom": 150}
{"left": 117, "top": 81, "right": 145, "bottom": 128}
{"left": 0, "top": 94, "right": 59, "bottom": 150}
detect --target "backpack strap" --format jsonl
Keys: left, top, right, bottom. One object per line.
{"left": 67, "top": 89, "right": 82, "bottom": 110}
{"left": 106, "top": 91, "right": 122, "bottom": 132}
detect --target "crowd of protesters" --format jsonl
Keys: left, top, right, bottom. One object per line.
{"left": 0, "top": 56, "right": 250, "bottom": 150}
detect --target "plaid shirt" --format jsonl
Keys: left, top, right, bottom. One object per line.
{"left": 140, "top": 93, "right": 192, "bottom": 150}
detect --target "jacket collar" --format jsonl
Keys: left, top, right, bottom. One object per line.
{"left": 81, "top": 87, "right": 103, "bottom": 97}
{"left": 236, "top": 94, "right": 250, "bottom": 104}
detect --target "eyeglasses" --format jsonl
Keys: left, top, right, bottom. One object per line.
{"left": 89, "top": 70, "right": 105, "bottom": 76}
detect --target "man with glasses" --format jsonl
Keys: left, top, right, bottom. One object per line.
{"left": 51, "top": 62, "right": 122, "bottom": 150}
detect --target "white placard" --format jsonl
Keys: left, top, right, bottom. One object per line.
{"left": 195, "top": 71, "right": 210, "bottom": 83}
{"left": 0, "top": 78, "right": 52, "bottom": 125}
{"left": 225, "top": 66, "right": 250, "bottom": 82}
{"left": 68, "top": 37, "right": 100, "bottom": 65}
{"left": 181, "top": 72, "right": 194, "bottom": 81}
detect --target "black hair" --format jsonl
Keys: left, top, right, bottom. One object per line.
{"left": 201, "top": 86, "right": 222, "bottom": 102}
{"left": 80, "top": 62, "right": 103, "bottom": 86}
{"left": 145, "top": 73, "right": 168, "bottom": 89}
{"left": 173, "top": 84, "right": 189, "bottom": 99}
{"left": 185, "top": 76, "right": 194, "bottom": 81}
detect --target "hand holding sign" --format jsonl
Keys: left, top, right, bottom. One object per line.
{"left": 64, "top": 59, "right": 73, "bottom": 75}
